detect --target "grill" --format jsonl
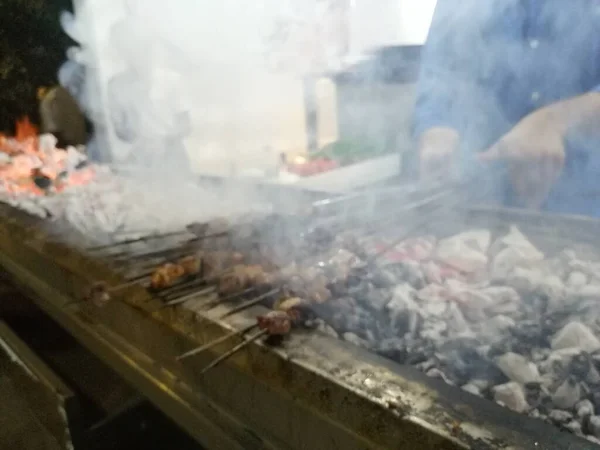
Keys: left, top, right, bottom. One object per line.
{"left": 1, "top": 181, "right": 599, "bottom": 450}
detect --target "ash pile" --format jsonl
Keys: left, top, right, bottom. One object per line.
{"left": 87, "top": 198, "right": 600, "bottom": 446}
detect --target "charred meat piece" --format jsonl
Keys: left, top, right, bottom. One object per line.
{"left": 218, "top": 264, "right": 273, "bottom": 295}
{"left": 85, "top": 281, "right": 111, "bottom": 306}
{"left": 177, "top": 255, "right": 201, "bottom": 276}
{"left": 257, "top": 310, "right": 292, "bottom": 336}
{"left": 284, "top": 268, "right": 332, "bottom": 304}
{"left": 151, "top": 263, "right": 186, "bottom": 290}
{"left": 273, "top": 297, "right": 312, "bottom": 323}
{"left": 202, "top": 251, "right": 244, "bottom": 278}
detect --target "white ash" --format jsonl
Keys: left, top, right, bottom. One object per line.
{"left": 434, "top": 230, "right": 490, "bottom": 273}
{"left": 3, "top": 166, "right": 272, "bottom": 245}
{"left": 576, "top": 399, "right": 595, "bottom": 419}
{"left": 496, "top": 352, "right": 540, "bottom": 384}
{"left": 493, "top": 382, "right": 529, "bottom": 413}
{"left": 552, "top": 322, "right": 600, "bottom": 353}
{"left": 548, "top": 409, "right": 573, "bottom": 424}
{"left": 589, "top": 416, "right": 600, "bottom": 438}
{"left": 552, "top": 377, "right": 583, "bottom": 410}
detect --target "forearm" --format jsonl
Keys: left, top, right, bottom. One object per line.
{"left": 545, "top": 92, "right": 600, "bottom": 135}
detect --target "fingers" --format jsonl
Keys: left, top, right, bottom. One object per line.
{"left": 511, "top": 147, "right": 565, "bottom": 208}
{"left": 419, "top": 148, "right": 454, "bottom": 180}
{"left": 478, "top": 138, "right": 509, "bottom": 162}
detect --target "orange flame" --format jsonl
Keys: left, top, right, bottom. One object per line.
{"left": 15, "top": 117, "right": 38, "bottom": 142}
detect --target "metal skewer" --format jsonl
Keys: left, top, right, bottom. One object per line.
{"left": 160, "top": 287, "right": 216, "bottom": 308}
{"left": 200, "top": 329, "right": 268, "bottom": 375}
{"left": 86, "top": 229, "right": 190, "bottom": 252}
{"left": 219, "top": 288, "right": 280, "bottom": 319}
{"left": 176, "top": 323, "right": 257, "bottom": 361}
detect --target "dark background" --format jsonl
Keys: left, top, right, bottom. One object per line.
{"left": 0, "top": 0, "right": 73, "bottom": 133}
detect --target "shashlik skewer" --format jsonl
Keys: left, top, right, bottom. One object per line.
{"left": 198, "top": 308, "right": 300, "bottom": 374}
{"left": 86, "top": 229, "right": 190, "bottom": 252}
{"left": 176, "top": 323, "right": 258, "bottom": 361}
{"left": 179, "top": 297, "right": 310, "bottom": 363}
{"left": 218, "top": 287, "right": 280, "bottom": 319}
{"left": 199, "top": 329, "right": 268, "bottom": 375}
{"left": 160, "top": 286, "right": 216, "bottom": 308}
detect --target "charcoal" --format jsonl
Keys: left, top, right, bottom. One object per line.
{"left": 549, "top": 409, "right": 573, "bottom": 424}
{"left": 469, "top": 378, "right": 491, "bottom": 391}
{"left": 489, "top": 225, "right": 544, "bottom": 261}
{"left": 447, "top": 283, "right": 492, "bottom": 322}
{"left": 437, "top": 338, "right": 501, "bottom": 384}
{"left": 493, "top": 382, "right": 529, "bottom": 413}
{"left": 420, "top": 320, "right": 447, "bottom": 342}
{"left": 481, "top": 286, "right": 521, "bottom": 316}
{"left": 508, "top": 320, "right": 548, "bottom": 350}
{"left": 426, "top": 368, "right": 454, "bottom": 385}
{"left": 461, "top": 383, "right": 482, "bottom": 396}
{"left": 567, "top": 271, "right": 589, "bottom": 289}
{"left": 363, "top": 286, "right": 392, "bottom": 312}
{"left": 577, "top": 399, "right": 595, "bottom": 419}
{"left": 392, "top": 261, "right": 427, "bottom": 289}
{"left": 369, "top": 269, "right": 399, "bottom": 288}
{"left": 531, "top": 347, "right": 551, "bottom": 363}
{"left": 434, "top": 230, "right": 490, "bottom": 273}
{"left": 524, "top": 381, "right": 547, "bottom": 407}
{"left": 552, "top": 322, "right": 600, "bottom": 353}
{"left": 479, "top": 315, "right": 516, "bottom": 343}
{"left": 589, "top": 416, "right": 600, "bottom": 438}
{"left": 570, "top": 352, "right": 600, "bottom": 384}
{"left": 421, "top": 300, "right": 448, "bottom": 317}
{"left": 562, "top": 420, "right": 583, "bottom": 436}
{"left": 587, "top": 435, "right": 600, "bottom": 444}
{"left": 537, "top": 276, "right": 567, "bottom": 311}
{"left": 376, "top": 338, "right": 408, "bottom": 363}
{"left": 505, "top": 267, "right": 543, "bottom": 293}
{"left": 552, "top": 376, "right": 582, "bottom": 410}
{"left": 316, "top": 320, "right": 339, "bottom": 339}
{"left": 445, "top": 303, "right": 470, "bottom": 335}
{"left": 496, "top": 352, "right": 540, "bottom": 384}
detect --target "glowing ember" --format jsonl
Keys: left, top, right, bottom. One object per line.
{"left": 0, "top": 118, "right": 95, "bottom": 198}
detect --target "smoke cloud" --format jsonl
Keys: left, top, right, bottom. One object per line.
{"left": 59, "top": 0, "right": 350, "bottom": 178}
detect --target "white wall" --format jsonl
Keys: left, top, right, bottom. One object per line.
{"left": 348, "top": 0, "right": 437, "bottom": 53}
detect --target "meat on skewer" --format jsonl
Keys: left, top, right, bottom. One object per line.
{"left": 151, "top": 262, "right": 186, "bottom": 290}
{"left": 178, "top": 296, "right": 310, "bottom": 362}
{"left": 217, "top": 264, "right": 274, "bottom": 295}
{"left": 198, "top": 306, "right": 302, "bottom": 374}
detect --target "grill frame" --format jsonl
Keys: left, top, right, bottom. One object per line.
{"left": 0, "top": 184, "right": 599, "bottom": 450}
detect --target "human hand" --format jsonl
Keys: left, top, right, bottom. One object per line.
{"left": 478, "top": 107, "right": 566, "bottom": 208}
{"left": 418, "top": 127, "right": 460, "bottom": 179}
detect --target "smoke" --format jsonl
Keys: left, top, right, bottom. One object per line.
{"left": 59, "top": 0, "right": 349, "bottom": 178}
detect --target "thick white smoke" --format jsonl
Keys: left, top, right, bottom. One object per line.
{"left": 59, "top": 0, "right": 349, "bottom": 177}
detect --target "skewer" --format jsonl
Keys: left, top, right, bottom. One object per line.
{"left": 203, "top": 286, "right": 258, "bottom": 310}
{"left": 175, "top": 323, "right": 257, "bottom": 361}
{"left": 86, "top": 230, "right": 190, "bottom": 252}
{"left": 219, "top": 288, "right": 280, "bottom": 319}
{"left": 160, "top": 287, "right": 216, "bottom": 308}
{"left": 66, "top": 275, "right": 151, "bottom": 307}
{"left": 199, "top": 329, "right": 268, "bottom": 375}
